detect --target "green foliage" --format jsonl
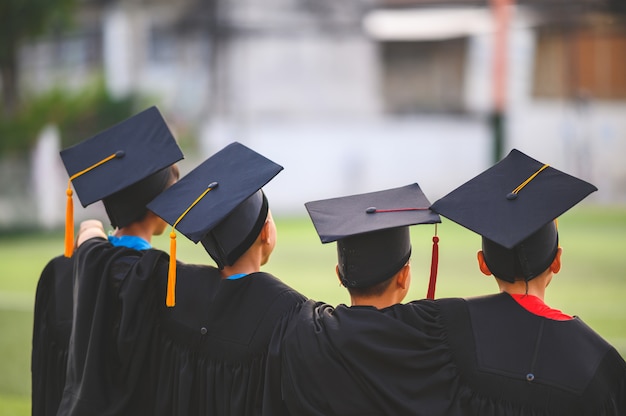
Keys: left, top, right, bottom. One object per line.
{"left": 0, "top": 0, "right": 77, "bottom": 62}
{"left": 0, "top": 82, "right": 141, "bottom": 155}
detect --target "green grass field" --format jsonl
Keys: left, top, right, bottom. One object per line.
{"left": 1, "top": 206, "right": 625, "bottom": 415}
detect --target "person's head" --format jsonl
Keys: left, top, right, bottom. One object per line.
{"left": 338, "top": 258, "right": 412, "bottom": 308}
{"left": 305, "top": 184, "right": 440, "bottom": 308}
{"left": 478, "top": 244, "right": 562, "bottom": 294}
{"left": 478, "top": 220, "right": 559, "bottom": 283}
{"left": 103, "top": 163, "right": 180, "bottom": 231}
{"left": 148, "top": 142, "right": 282, "bottom": 269}
{"left": 431, "top": 148, "right": 597, "bottom": 286}
{"left": 148, "top": 141, "right": 283, "bottom": 306}
{"left": 60, "top": 106, "right": 184, "bottom": 256}
{"left": 199, "top": 189, "right": 274, "bottom": 269}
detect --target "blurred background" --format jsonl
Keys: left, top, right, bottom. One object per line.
{"left": 1, "top": 0, "right": 625, "bottom": 226}
{"left": 1, "top": 0, "right": 625, "bottom": 414}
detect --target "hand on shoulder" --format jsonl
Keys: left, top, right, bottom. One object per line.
{"left": 77, "top": 220, "right": 107, "bottom": 247}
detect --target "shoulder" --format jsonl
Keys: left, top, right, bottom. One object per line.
{"left": 38, "top": 254, "right": 74, "bottom": 283}
{"left": 245, "top": 272, "right": 307, "bottom": 303}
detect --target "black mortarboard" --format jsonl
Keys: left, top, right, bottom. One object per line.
{"left": 430, "top": 149, "right": 597, "bottom": 282}
{"left": 305, "top": 184, "right": 440, "bottom": 289}
{"left": 147, "top": 142, "right": 283, "bottom": 306}
{"left": 59, "top": 106, "right": 183, "bottom": 256}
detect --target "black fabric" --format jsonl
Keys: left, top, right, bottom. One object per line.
{"left": 57, "top": 237, "right": 306, "bottom": 416}
{"left": 58, "top": 239, "right": 166, "bottom": 415}
{"left": 442, "top": 293, "right": 626, "bottom": 415}
{"left": 273, "top": 296, "right": 626, "bottom": 416}
{"left": 32, "top": 255, "right": 74, "bottom": 416}
{"left": 153, "top": 266, "right": 307, "bottom": 415}
{"left": 269, "top": 299, "right": 456, "bottom": 416}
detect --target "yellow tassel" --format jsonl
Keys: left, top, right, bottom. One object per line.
{"left": 64, "top": 184, "right": 74, "bottom": 257}
{"left": 64, "top": 152, "right": 120, "bottom": 257}
{"left": 166, "top": 230, "right": 177, "bottom": 307}
{"left": 165, "top": 182, "right": 218, "bottom": 307}
{"left": 511, "top": 164, "right": 550, "bottom": 195}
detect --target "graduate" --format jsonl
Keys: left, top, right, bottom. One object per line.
{"left": 428, "top": 148, "right": 626, "bottom": 415}
{"left": 266, "top": 184, "right": 442, "bottom": 415}
{"left": 78, "top": 142, "right": 307, "bottom": 415}
{"left": 31, "top": 107, "right": 182, "bottom": 416}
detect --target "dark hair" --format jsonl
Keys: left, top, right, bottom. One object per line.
{"left": 104, "top": 164, "right": 179, "bottom": 228}
{"left": 346, "top": 274, "right": 395, "bottom": 298}
{"left": 482, "top": 222, "right": 559, "bottom": 283}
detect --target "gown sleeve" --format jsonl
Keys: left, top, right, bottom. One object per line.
{"left": 57, "top": 237, "right": 166, "bottom": 415}
{"left": 31, "top": 255, "right": 74, "bottom": 416}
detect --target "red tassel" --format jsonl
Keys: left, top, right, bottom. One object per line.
{"left": 166, "top": 231, "right": 177, "bottom": 307}
{"left": 426, "top": 235, "right": 439, "bottom": 300}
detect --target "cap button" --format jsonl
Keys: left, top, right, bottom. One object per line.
{"left": 506, "top": 192, "right": 518, "bottom": 200}
{"left": 200, "top": 327, "right": 207, "bottom": 335}
{"left": 526, "top": 373, "right": 535, "bottom": 382}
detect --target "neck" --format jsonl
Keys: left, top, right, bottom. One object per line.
{"left": 220, "top": 251, "right": 262, "bottom": 279}
{"left": 350, "top": 292, "right": 401, "bottom": 310}
{"left": 114, "top": 220, "right": 154, "bottom": 243}
{"left": 496, "top": 270, "right": 551, "bottom": 301}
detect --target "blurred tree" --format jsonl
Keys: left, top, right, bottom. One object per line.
{"left": 0, "top": 0, "right": 77, "bottom": 116}
{"left": 0, "top": 80, "right": 141, "bottom": 155}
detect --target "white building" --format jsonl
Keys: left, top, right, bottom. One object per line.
{"left": 4, "top": 0, "right": 625, "bottom": 227}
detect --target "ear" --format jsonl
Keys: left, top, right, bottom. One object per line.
{"left": 396, "top": 263, "right": 410, "bottom": 290}
{"left": 477, "top": 250, "right": 492, "bottom": 276}
{"left": 335, "top": 265, "right": 344, "bottom": 286}
{"left": 259, "top": 219, "right": 270, "bottom": 243}
{"left": 550, "top": 247, "right": 562, "bottom": 274}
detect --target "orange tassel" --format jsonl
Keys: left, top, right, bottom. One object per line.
{"left": 164, "top": 182, "right": 218, "bottom": 307}
{"left": 426, "top": 229, "right": 439, "bottom": 300}
{"left": 64, "top": 184, "right": 74, "bottom": 257}
{"left": 64, "top": 152, "right": 120, "bottom": 257}
{"left": 166, "top": 230, "right": 177, "bottom": 307}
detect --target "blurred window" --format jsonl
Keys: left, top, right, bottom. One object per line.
{"left": 149, "top": 26, "right": 178, "bottom": 64}
{"left": 533, "top": 26, "right": 626, "bottom": 100}
{"left": 379, "top": 38, "right": 467, "bottom": 114}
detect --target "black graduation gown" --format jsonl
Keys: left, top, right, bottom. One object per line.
{"left": 32, "top": 255, "right": 74, "bottom": 416}
{"left": 58, "top": 237, "right": 306, "bottom": 416}
{"left": 57, "top": 238, "right": 167, "bottom": 415}
{"left": 274, "top": 294, "right": 626, "bottom": 416}
{"left": 152, "top": 263, "right": 307, "bottom": 415}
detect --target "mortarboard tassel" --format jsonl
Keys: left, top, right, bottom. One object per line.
{"left": 166, "top": 182, "right": 218, "bottom": 307}
{"left": 167, "top": 230, "right": 177, "bottom": 307}
{"left": 64, "top": 151, "right": 122, "bottom": 257}
{"left": 507, "top": 164, "right": 549, "bottom": 200}
{"left": 426, "top": 224, "right": 439, "bottom": 300}
{"left": 65, "top": 183, "right": 75, "bottom": 257}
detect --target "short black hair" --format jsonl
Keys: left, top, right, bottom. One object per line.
{"left": 346, "top": 273, "right": 395, "bottom": 298}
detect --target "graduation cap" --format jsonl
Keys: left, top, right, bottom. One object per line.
{"left": 430, "top": 149, "right": 597, "bottom": 282}
{"left": 59, "top": 106, "right": 184, "bottom": 257}
{"left": 147, "top": 142, "right": 283, "bottom": 306}
{"left": 305, "top": 184, "right": 441, "bottom": 294}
